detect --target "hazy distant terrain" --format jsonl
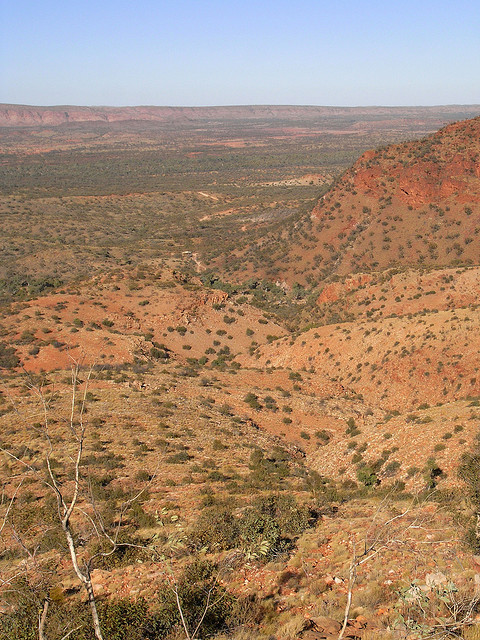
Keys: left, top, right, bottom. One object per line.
{"left": 2, "top": 103, "right": 480, "bottom": 128}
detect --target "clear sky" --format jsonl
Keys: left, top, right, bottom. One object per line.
{"left": 1, "top": 0, "right": 479, "bottom": 107}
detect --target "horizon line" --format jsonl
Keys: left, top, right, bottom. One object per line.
{"left": 2, "top": 102, "right": 480, "bottom": 109}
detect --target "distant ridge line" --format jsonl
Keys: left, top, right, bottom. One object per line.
{"left": 1, "top": 103, "right": 480, "bottom": 128}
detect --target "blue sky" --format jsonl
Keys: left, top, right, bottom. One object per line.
{"left": 1, "top": 0, "right": 479, "bottom": 106}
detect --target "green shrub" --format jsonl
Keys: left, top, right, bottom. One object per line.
{"left": 0, "top": 342, "right": 20, "bottom": 369}
{"left": 157, "top": 560, "right": 233, "bottom": 637}
{"left": 315, "top": 429, "right": 331, "bottom": 443}
{"left": 423, "top": 458, "right": 444, "bottom": 489}
{"left": 99, "top": 598, "right": 148, "bottom": 640}
{"left": 356, "top": 466, "right": 378, "bottom": 487}
{"left": 165, "top": 451, "right": 193, "bottom": 463}
{"left": 384, "top": 460, "right": 401, "bottom": 477}
{"left": 190, "top": 505, "right": 239, "bottom": 551}
{"left": 244, "top": 392, "right": 262, "bottom": 410}
{"left": 190, "top": 494, "right": 311, "bottom": 559}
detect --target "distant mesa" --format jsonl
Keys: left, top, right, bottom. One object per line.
{"left": 1, "top": 103, "right": 480, "bottom": 128}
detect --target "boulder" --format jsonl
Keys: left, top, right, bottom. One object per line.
{"left": 425, "top": 572, "right": 447, "bottom": 588}
{"left": 311, "top": 616, "right": 341, "bottom": 634}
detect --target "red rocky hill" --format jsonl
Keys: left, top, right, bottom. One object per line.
{"left": 277, "top": 116, "right": 480, "bottom": 284}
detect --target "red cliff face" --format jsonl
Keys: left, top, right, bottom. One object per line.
{"left": 317, "top": 274, "right": 372, "bottom": 304}
{"left": 345, "top": 116, "right": 480, "bottom": 207}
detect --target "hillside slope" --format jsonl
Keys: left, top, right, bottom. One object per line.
{"left": 272, "top": 116, "right": 480, "bottom": 284}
